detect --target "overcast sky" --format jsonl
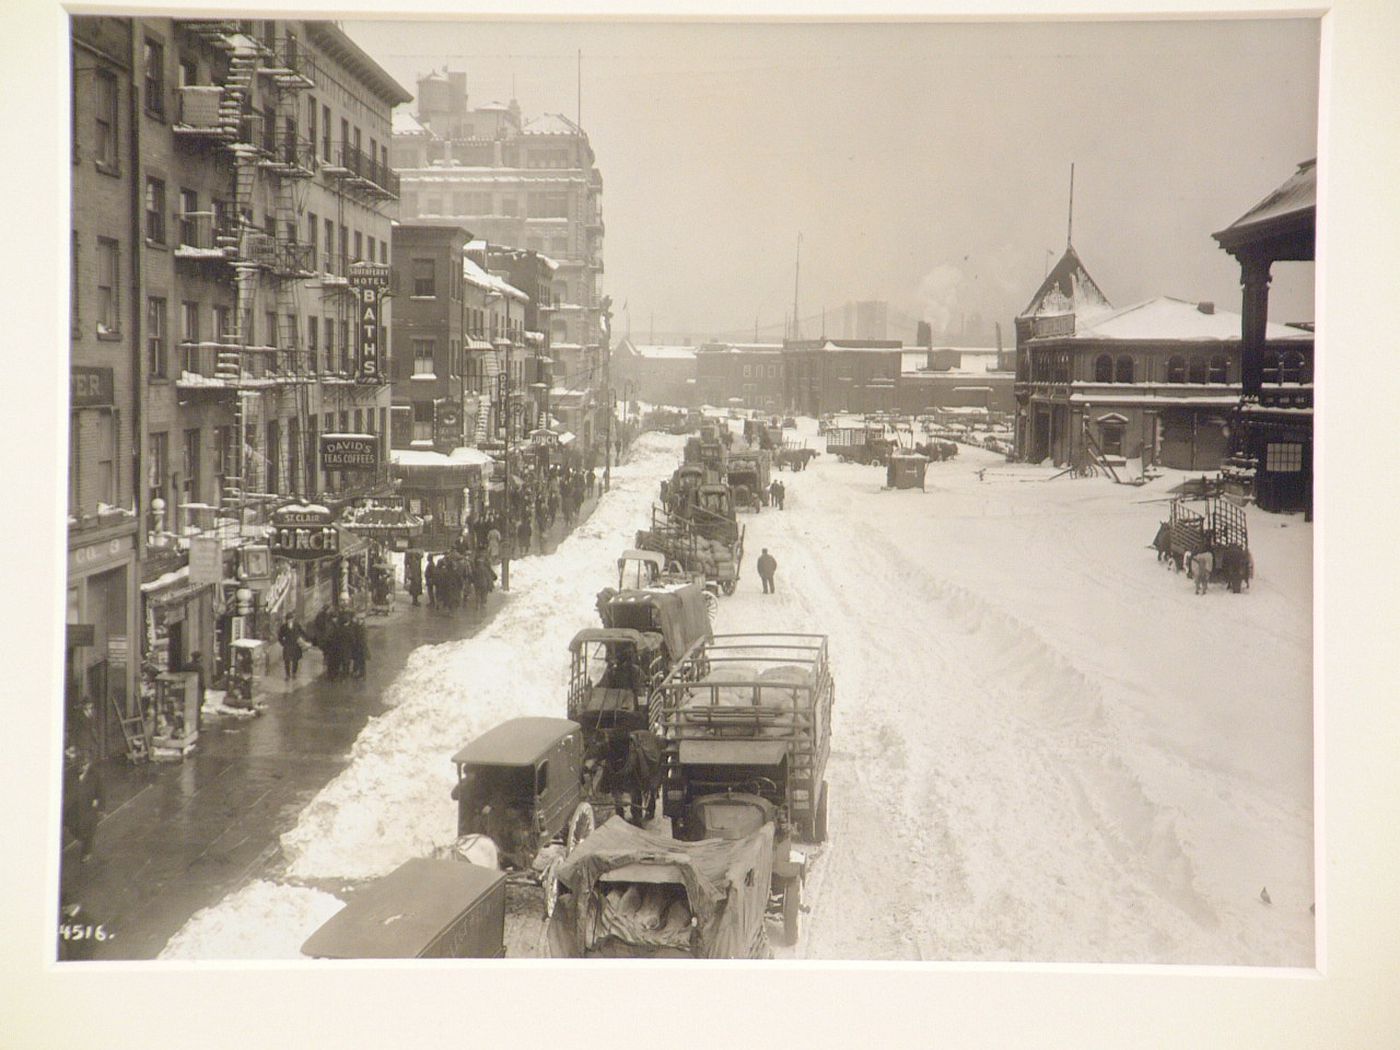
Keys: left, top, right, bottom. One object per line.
{"left": 347, "top": 18, "right": 1318, "bottom": 345}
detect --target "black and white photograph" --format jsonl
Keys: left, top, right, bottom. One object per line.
{"left": 8, "top": 0, "right": 1400, "bottom": 1045}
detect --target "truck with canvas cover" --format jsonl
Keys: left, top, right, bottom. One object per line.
{"left": 301, "top": 858, "right": 507, "bottom": 959}
{"left": 650, "top": 633, "right": 833, "bottom": 844}
{"left": 726, "top": 449, "right": 772, "bottom": 510}
{"left": 544, "top": 814, "right": 775, "bottom": 958}
{"left": 636, "top": 505, "right": 745, "bottom": 595}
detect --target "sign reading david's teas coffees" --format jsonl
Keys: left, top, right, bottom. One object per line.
{"left": 268, "top": 504, "right": 339, "bottom": 561}
{"left": 320, "top": 433, "right": 379, "bottom": 471}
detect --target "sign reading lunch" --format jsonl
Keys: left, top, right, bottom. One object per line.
{"left": 267, "top": 504, "right": 340, "bottom": 561}
{"left": 320, "top": 433, "right": 379, "bottom": 471}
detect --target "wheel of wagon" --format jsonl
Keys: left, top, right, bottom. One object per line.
{"left": 814, "top": 781, "right": 829, "bottom": 844}
{"left": 779, "top": 879, "right": 802, "bottom": 946}
{"left": 565, "top": 802, "right": 595, "bottom": 853}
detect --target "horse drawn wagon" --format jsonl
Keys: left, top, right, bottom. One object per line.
{"left": 636, "top": 504, "right": 745, "bottom": 596}
{"left": 1154, "top": 496, "right": 1252, "bottom": 592}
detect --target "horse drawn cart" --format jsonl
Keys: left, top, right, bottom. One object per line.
{"left": 1156, "top": 496, "right": 1252, "bottom": 592}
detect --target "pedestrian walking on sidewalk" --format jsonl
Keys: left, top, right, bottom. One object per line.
{"left": 756, "top": 548, "right": 778, "bottom": 594}
{"left": 517, "top": 515, "right": 532, "bottom": 558}
{"left": 277, "top": 613, "right": 306, "bottom": 679}
{"left": 405, "top": 551, "right": 423, "bottom": 607}
{"left": 349, "top": 617, "right": 369, "bottom": 678}
{"left": 487, "top": 525, "right": 501, "bottom": 566}
{"left": 63, "top": 747, "right": 104, "bottom": 862}
{"left": 425, "top": 555, "right": 438, "bottom": 608}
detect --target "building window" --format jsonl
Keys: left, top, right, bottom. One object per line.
{"left": 413, "top": 258, "right": 436, "bottom": 297}
{"left": 307, "top": 211, "right": 318, "bottom": 255}
{"left": 183, "top": 428, "right": 201, "bottom": 509}
{"left": 380, "top": 240, "right": 388, "bottom": 265}
{"left": 207, "top": 305, "right": 227, "bottom": 343}
{"left": 1261, "top": 352, "right": 1280, "bottom": 384}
{"left": 1099, "top": 422, "right": 1125, "bottom": 457}
{"left": 499, "top": 196, "right": 517, "bottom": 217}
{"left": 147, "top": 298, "right": 168, "bottom": 377}
{"left": 143, "top": 38, "right": 165, "bottom": 118}
{"left": 94, "top": 69, "right": 118, "bottom": 169}
{"left": 145, "top": 178, "right": 166, "bottom": 244}
{"left": 178, "top": 188, "right": 198, "bottom": 245}
{"left": 528, "top": 191, "right": 570, "bottom": 218}
{"left": 307, "top": 96, "right": 317, "bottom": 158}
{"left": 1166, "top": 355, "right": 1186, "bottom": 383}
{"left": 1208, "top": 355, "right": 1228, "bottom": 384}
{"left": 1188, "top": 356, "right": 1207, "bottom": 384}
{"left": 149, "top": 431, "right": 168, "bottom": 506}
{"left": 412, "top": 402, "right": 434, "bottom": 441}
{"left": 322, "top": 104, "right": 331, "bottom": 161}
{"left": 180, "top": 300, "right": 199, "bottom": 371}
{"left": 353, "top": 231, "right": 363, "bottom": 262}
{"left": 1094, "top": 353, "right": 1113, "bottom": 383}
{"left": 308, "top": 315, "right": 318, "bottom": 364}
{"left": 96, "top": 238, "right": 118, "bottom": 335}
{"left": 339, "top": 225, "right": 348, "bottom": 270}
{"left": 178, "top": 58, "right": 198, "bottom": 87}
{"left": 1281, "top": 351, "right": 1306, "bottom": 384}
{"left": 742, "top": 364, "right": 752, "bottom": 378}
{"left": 266, "top": 421, "right": 280, "bottom": 494}
{"left": 325, "top": 218, "right": 335, "bottom": 271}
{"left": 1115, "top": 355, "right": 1134, "bottom": 384}
{"left": 413, "top": 339, "right": 436, "bottom": 375}
{"left": 1265, "top": 442, "right": 1304, "bottom": 473}
{"left": 367, "top": 236, "right": 376, "bottom": 264}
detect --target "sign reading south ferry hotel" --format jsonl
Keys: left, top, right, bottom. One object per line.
{"left": 267, "top": 503, "right": 339, "bottom": 561}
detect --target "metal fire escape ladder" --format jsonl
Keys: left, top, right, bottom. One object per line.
{"left": 473, "top": 349, "right": 503, "bottom": 444}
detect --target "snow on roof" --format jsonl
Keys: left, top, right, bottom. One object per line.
{"left": 392, "top": 110, "right": 429, "bottom": 136}
{"left": 390, "top": 447, "right": 495, "bottom": 468}
{"left": 1216, "top": 158, "right": 1316, "bottom": 241}
{"left": 633, "top": 344, "right": 696, "bottom": 360}
{"left": 400, "top": 169, "right": 587, "bottom": 184}
{"left": 900, "top": 349, "right": 1007, "bottom": 376}
{"left": 524, "top": 112, "right": 582, "bottom": 136}
{"left": 1020, "top": 244, "right": 1113, "bottom": 322}
{"left": 1067, "top": 297, "right": 1311, "bottom": 342}
{"left": 462, "top": 257, "right": 528, "bottom": 302}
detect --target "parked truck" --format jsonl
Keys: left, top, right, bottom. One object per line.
{"left": 649, "top": 633, "right": 833, "bottom": 844}
{"left": 726, "top": 449, "right": 773, "bottom": 511}
{"left": 636, "top": 504, "right": 745, "bottom": 595}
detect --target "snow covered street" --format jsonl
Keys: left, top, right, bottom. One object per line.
{"left": 163, "top": 422, "right": 1312, "bottom": 966}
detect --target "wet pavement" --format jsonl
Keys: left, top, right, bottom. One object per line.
{"left": 58, "top": 488, "right": 605, "bottom": 960}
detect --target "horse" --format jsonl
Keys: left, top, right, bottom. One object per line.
{"left": 1152, "top": 521, "right": 1173, "bottom": 564}
{"left": 582, "top": 716, "right": 663, "bottom": 826}
{"left": 1217, "top": 545, "right": 1253, "bottom": 593}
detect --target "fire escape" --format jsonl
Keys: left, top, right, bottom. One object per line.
{"left": 173, "top": 22, "right": 316, "bottom": 521}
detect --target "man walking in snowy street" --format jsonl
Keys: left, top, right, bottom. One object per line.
{"left": 756, "top": 548, "right": 777, "bottom": 594}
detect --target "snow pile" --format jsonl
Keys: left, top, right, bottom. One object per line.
{"left": 159, "top": 880, "right": 345, "bottom": 961}
{"left": 277, "top": 433, "right": 685, "bottom": 880}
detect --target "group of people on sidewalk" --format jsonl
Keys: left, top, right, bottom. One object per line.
{"left": 278, "top": 609, "right": 370, "bottom": 682}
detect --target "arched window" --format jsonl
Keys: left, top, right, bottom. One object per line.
{"left": 1115, "top": 355, "right": 1134, "bottom": 383}
{"left": 1188, "top": 356, "right": 1208, "bottom": 384}
{"left": 1167, "top": 355, "right": 1186, "bottom": 383}
{"left": 1094, "top": 354, "right": 1113, "bottom": 383}
{"left": 1208, "top": 355, "right": 1228, "bottom": 383}
{"left": 1261, "top": 352, "right": 1281, "bottom": 384}
{"left": 1281, "top": 351, "right": 1306, "bottom": 384}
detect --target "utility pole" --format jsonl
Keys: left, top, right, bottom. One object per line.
{"left": 601, "top": 295, "right": 613, "bottom": 492}
{"left": 1067, "top": 162, "right": 1075, "bottom": 247}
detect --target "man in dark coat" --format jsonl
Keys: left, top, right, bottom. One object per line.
{"left": 349, "top": 617, "right": 369, "bottom": 678}
{"left": 424, "top": 555, "right": 438, "bottom": 608}
{"left": 63, "top": 748, "right": 104, "bottom": 862}
{"left": 405, "top": 550, "right": 423, "bottom": 606}
{"left": 756, "top": 548, "right": 778, "bottom": 594}
{"left": 277, "top": 613, "right": 305, "bottom": 679}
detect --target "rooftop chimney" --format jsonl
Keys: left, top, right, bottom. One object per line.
{"left": 1197, "top": 301, "right": 1215, "bottom": 315}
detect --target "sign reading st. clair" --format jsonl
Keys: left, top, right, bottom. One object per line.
{"left": 267, "top": 504, "right": 340, "bottom": 561}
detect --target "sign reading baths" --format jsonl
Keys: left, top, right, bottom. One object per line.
{"left": 268, "top": 503, "right": 339, "bottom": 561}
{"left": 320, "top": 433, "right": 380, "bottom": 471}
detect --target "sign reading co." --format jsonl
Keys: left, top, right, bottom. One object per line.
{"left": 320, "top": 434, "right": 379, "bottom": 470}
